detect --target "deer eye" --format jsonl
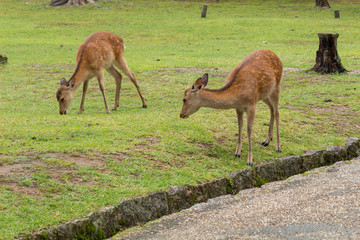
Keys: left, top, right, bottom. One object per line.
{"left": 183, "top": 99, "right": 186, "bottom": 103}
{"left": 61, "top": 98, "right": 64, "bottom": 102}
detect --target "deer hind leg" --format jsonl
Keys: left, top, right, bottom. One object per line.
{"left": 115, "top": 56, "right": 147, "bottom": 108}
{"left": 234, "top": 109, "right": 244, "bottom": 158}
{"left": 262, "top": 98, "right": 275, "bottom": 147}
{"left": 96, "top": 69, "right": 111, "bottom": 114}
{"left": 78, "top": 79, "right": 89, "bottom": 114}
{"left": 106, "top": 65, "right": 123, "bottom": 111}
{"left": 271, "top": 94, "right": 281, "bottom": 153}
{"left": 246, "top": 105, "right": 257, "bottom": 167}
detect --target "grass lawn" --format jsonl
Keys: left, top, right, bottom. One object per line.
{"left": 0, "top": 0, "right": 359, "bottom": 238}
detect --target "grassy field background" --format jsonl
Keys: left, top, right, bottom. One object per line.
{"left": 0, "top": 0, "right": 359, "bottom": 238}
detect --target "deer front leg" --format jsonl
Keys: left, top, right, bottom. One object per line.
{"left": 235, "top": 109, "right": 244, "bottom": 157}
{"left": 78, "top": 80, "right": 89, "bottom": 114}
{"left": 97, "top": 70, "right": 111, "bottom": 114}
{"left": 246, "top": 105, "right": 256, "bottom": 167}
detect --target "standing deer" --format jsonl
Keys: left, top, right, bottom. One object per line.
{"left": 56, "top": 31, "right": 147, "bottom": 115}
{"left": 180, "top": 50, "right": 282, "bottom": 166}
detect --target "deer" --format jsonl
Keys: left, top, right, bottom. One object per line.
{"left": 56, "top": 31, "right": 147, "bottom": 115}
{"left": 180, "top": 49, "right": 282, "bottom": 167}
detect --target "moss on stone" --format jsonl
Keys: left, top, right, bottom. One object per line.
{"left": 39, "top": 232, "right": 48, "bottom": 240}
{"left": 73, "top": 222, "right": 106, "bottom": 240}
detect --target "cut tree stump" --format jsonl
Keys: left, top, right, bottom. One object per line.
{"left": 310, "top": 33, "right": 347, "bottom": 74}
{"left": 48, "top": 0, "right": 102, "bottom": 7}
{"left": 201, "top": 5, "right": 208, "bottom": 18}
{"left": 315, "top": 0, "right": 331, "bottom": 8}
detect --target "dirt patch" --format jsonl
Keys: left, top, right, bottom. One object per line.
{"left": 149, "top": 156, "right": 186, "bottom": 170}
{"left": 0, "top": 152, "right": 109, "bottom": 196}
{"left": 195, "top": 142, "right": 212, "bottom": 149}
{"left": 0, "top": 182, "right": 42, "bottom": 197}
{"left": 311, "top": 105, "right": 350, "bottom": 115}
{"left": 214, "top": 136, "right": 231, "bottom": 145}
{"left": 46, "top": 152, "right": 105, "bottom": 167}
{"left": 138, "top": 136, "right": 161, "bottom": 145}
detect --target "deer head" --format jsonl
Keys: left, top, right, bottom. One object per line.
{"left": 56, "top": 78, "right": 75, "bottom": 115}
{"left": 180, "top": 73, "right": 208, "bottom": 119}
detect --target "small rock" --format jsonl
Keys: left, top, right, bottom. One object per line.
{"left": 263, "top": 41, "right": 267, "bottom": 44}
{"left": 324, "top": 99, "right": 333, "bottom": 102}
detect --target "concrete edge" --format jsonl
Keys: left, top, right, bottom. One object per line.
{"left": 19, "top": 138, "right": 360, "bottom": 240}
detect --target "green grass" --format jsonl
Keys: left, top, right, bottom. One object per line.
{"left": 0, "top": 0, "right": 360, "bottom": 238}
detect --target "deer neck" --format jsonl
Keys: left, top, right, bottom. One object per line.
{"left": 199, "top": 89, "right": 237, "bottom": 109}
{"left": 68, "top": 63, "right": 88, "bottom": 90}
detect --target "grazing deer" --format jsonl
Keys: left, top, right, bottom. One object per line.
{"left": 180, "top": 50, "right": 282, "bottom": 166}
{"left": 56, "top": 31, "right": 147, "bottom": 115}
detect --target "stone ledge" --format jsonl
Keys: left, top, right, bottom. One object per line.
{"left": 20, "top": 138, "right": 360, "bottom": 240}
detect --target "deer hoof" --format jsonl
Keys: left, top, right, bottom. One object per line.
{"left": 247, "top": 162, "right": 253, "bottom": 167}
{"left": 142, "top": 105, "right": 147, "bottom": 108}
{"left": 261, "top": 141, "right": 269, "bottom": 146}
{"left": 234, "top": 154, "right": 241, "bottom": 158}
{"left": 276, "top": 149, "right": 282, "bottom": 153}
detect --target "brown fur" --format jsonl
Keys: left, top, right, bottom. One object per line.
{"left": 56, "top": 31, "right": 147, "bottom": 115}
{"left": 180, "top": 49, "right": 283, "bottom": 166}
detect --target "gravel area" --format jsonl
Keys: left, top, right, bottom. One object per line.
{"left": 113, "top": 158, "right": 360, "bottom": 240}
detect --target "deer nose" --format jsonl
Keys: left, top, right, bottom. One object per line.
{"left": 60, "top": 110, "right": 67, "bottom": 115}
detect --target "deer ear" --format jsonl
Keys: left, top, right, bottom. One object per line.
{"left": 201, "top": 73, "right": 209, "bottom": 87}
{"left": 60, "top": 78, "right": 67, "bottom": 86}
{"left": 192, "top": 78, "right": 203, "bottom": 92}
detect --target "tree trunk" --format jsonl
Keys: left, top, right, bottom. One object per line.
{"left": 310, "top": 33, "right": 347, "bottom": 74}
{"left": 315, "top": 0, "right": 331, "bottom": 8}
{"left": 48, "top": 0, "right": 97, "bottom": 7}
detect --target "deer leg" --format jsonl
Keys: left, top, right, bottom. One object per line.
{"left": 273, "top": 102, "right": 281, "bottom": 153}
{"left": 106, "top": 65, "right": 122, "bottom": 111}
{"left": 78, "top": 80, "right": 89, "bottom": 114}
{"left": 270, "top": 93, "right": 281, "bottom": 153}
{"left": 115, "top": 56, "right": 147, "bottom": 108}
{"left": 246, "top": 105, "right": 256, "bottom": 167}
{"left": 96, "top": 70, "right": 110, "bottom": 114}
{"left": 235, "top": 109, "right": 244, "bottom": 157}
{"left": 262, "top": 98, "right": 274, "bottom": 147}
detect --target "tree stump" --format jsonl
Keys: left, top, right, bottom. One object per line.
{"left": 48, "top": 0, "right": 100, "bottom": 7}
{"left": 201, "top": 5, "right": 208, "bottom": 18}
{"left": 315, "top": 0, "right": 330, "bottom": 8}
{"left": 310, "top": 33, "right": 347, "bottom": 74}
{"left": 0, "top": 54, "right": 7, "bottom": 64}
